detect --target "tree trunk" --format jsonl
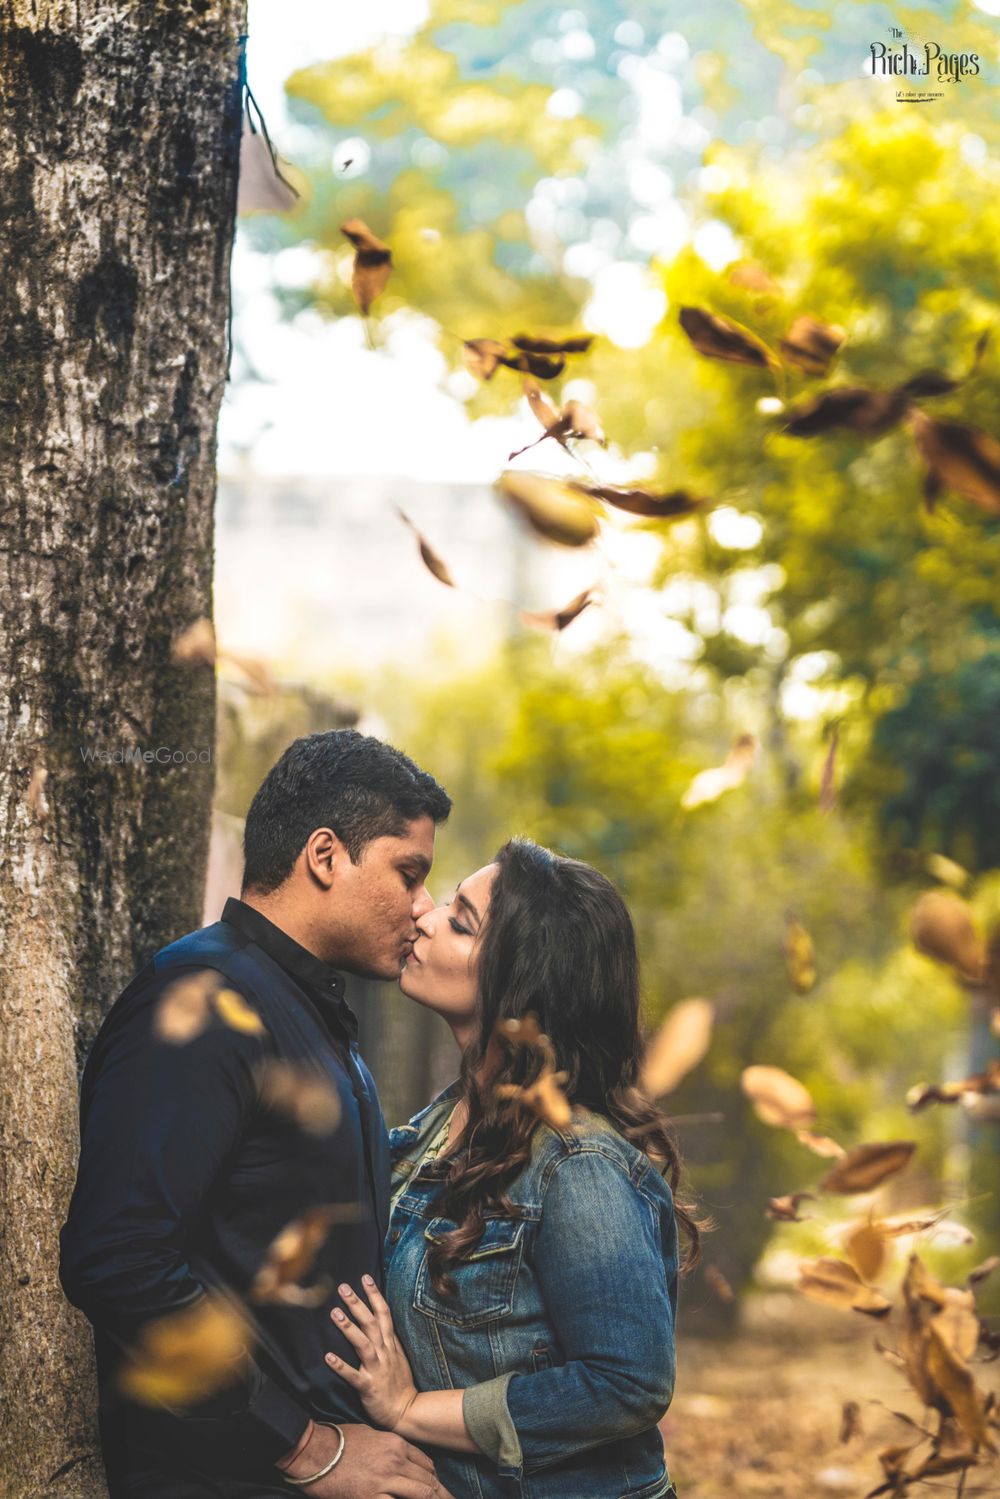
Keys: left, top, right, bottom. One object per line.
{"left": 0, "top": 4, "right": 246, "bottom": 1494}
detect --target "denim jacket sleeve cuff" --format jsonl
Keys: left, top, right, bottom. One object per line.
{"left": 462, "top": 1373, "right": 522, "bottom": 1468}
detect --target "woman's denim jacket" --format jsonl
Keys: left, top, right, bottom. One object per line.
{"left": 386, "top": 1081, "right": 678, "bottom": 1499}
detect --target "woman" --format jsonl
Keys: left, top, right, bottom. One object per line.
{"left": 325, "top": 839, "right": 702, "bottom": 1498}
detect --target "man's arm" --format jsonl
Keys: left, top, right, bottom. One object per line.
{"left": 59, "top": 979, "right": 310, "bottom": 1464}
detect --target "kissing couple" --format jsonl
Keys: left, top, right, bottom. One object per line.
{"left": 61, "top": 730, "right": 700, "bottom": 1498}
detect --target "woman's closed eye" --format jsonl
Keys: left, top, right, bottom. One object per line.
{"left": 449, "top": 917, "right": 472, "bottom": 937}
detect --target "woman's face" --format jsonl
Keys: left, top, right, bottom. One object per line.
{"left": 398, "top": 862, "right": 498, "bottom": 1026}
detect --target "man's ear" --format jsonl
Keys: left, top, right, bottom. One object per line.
{"left": 302, "top": 827, "right": 351, "bottom": 890}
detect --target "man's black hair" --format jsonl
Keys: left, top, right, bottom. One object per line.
{"left": 241, "top": 729, "right": 451, "bottom": 894}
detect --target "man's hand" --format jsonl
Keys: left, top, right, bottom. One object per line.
{"left": 276, "top": 1421, "right": 455, "bottom": 1498}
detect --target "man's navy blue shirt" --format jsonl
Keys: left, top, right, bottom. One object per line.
{"left": 60, "top": 898, "right": 391, "bottom": 1486}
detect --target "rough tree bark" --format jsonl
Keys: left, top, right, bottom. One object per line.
{"left": 0, "top": 3, "right": 246, "bottom": 1494}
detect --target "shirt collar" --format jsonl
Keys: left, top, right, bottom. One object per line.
{"left": 221, "top": 897, "right": 358, "bottom": 1040}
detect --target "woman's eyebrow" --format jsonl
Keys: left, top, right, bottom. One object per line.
{"left": 455, "top": 889, "right": 481, "bottom": 924}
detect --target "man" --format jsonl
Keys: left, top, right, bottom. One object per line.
{"left": 61, "top": 730, "right": 455, "bottom": 1498}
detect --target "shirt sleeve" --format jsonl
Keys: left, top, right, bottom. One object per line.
{"left": 462, "top": 1148, "right": 677, "bottom": 1476}
{"left": 59, "top": 980, "right": 309, "bottom": 1464}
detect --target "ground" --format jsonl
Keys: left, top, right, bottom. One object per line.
{"left": 662, "top": 1296, "right": 1000, "bottom": 1499}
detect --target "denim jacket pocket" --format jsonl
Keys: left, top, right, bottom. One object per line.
{"left": 414, "top": 1216, "right": 525, "bottom": 1328}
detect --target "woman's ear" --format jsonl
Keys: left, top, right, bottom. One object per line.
{"left": 302, "top": 826, "right": 349, "bottom": 889}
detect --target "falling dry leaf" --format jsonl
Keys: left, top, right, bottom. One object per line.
{"left": 250, "top": 1205, "right": 353, "bottom": 1306}
{"left": 519, "top": 587, "right": 599, "bottom": 633}
{"left": 704, "top": 1264, "right": 736, "bottom": 1303}
{"left": 681, "top": 733, "right": 757, "bottom": 811}
{"left": 397, "top": 509, "right": 456, "bottom": 588}
{"left": 840, "top": 1400, "right": 863, "bottom": 1443}
{"left": 679, "top": 306, "right": 777, "bottom": 369}
{"left": 258, "top": 1061, "right": 342, "bottom": 1136}
{"left": 910, "top": 890, "right": 986, "bottom": 984}
{"left": 119, "top": 1292, "right": 251, "bottom": 1407}
{"left": 795, "top": 1129, "right": 847, "bottom": 1159}
{"left": 819, "top": 726, "right": 839, "bottom": 814}
{"left": 172, "top": 617, "right": 217, "bottom": 667}
{"left": 741, "top": 1064, "right": 816, "bottom": 1130}
{"left": 784, "top": 912, "right": 817, "bottom": 993}
{"left": 779, "top": 315, "right": 846, "bottom": 376}
{"left": 846, "top": 1221, "right": 890, "bottom": 1284}
{"left": 214, "top": 989, "right": 265, "bottom": 1036}
{"left": 574, "top": 483, "right": 705, "bottom": 520}
{"left": 495, "top": 470, "right": 600, "bottom": 547}
{"left": 968, "top": 1256, "right": 1000, "bottom": 1291}
{"left": 640, "top": 998, "right": 715, "bottom": 1098}
{"left": 463, "top": 338, "right": 510, "bottom": 381}
{"left": 154, "top": 972, "right": 220, "bottom": 1045}
{"left": 821, "top": 1141, "right": 917, "bottom": 1196}
{"left": 28, "top": 763, "right": 50, "bottom": 822}
{"left": 496, "top": 1071, "right": 573, "bottom": 1130}
{"left": 925, "top": 853, "right": 969, "bottom": 890}
{"left": 510, "top": 381, "right": 606, "bottom": 461}
{"left": 782, "top": 387, "right": 909, "bottom": 439}
{"left": 797, "top": 1257, "right": 892, "bottom": 1317}
{"left": 728, "top": 261, "right": 782, "bottom": 297}
{"left": 340, "top": 219, "right": 392, "bottom": 316}
{"left": 908, "top": 408, "right": 1000, "bottom": 515}
{"left": 511, "top": 333, "right": 593, "bottom": 355}
{"left": 765, "top": 1192, "right": 816, "bottom": 1222}
{"left": 238, "top": 115, "right": 300, "bottom": 215}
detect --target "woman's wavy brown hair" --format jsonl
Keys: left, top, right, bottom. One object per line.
{"left": 427, "top": 838, "right": 709, "bottom": 1296}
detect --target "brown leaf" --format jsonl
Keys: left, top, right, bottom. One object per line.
{"left": 251, "top": 1206, "right": 353, "bottom": 1306}
{"left": 119, "top": 1292, "right": 252, "bottom": 1407}
{"left": 501, "top": 349, "right": 566, "bottom": 380}
{"left": 784, "top": 911, "right": 817, "bottom": 993}
{"left": 765, "top": 1191, "right": 816, "bottom": 1222}
{"left": 219, "top": 651, "right": 277, "bottom": 697}
{"left": 704, "top": 1264, "right": 736, "bottom": 1303}
{"left": 840, "top": 1400, "right": 862, "bottom": 1443}
{"left": 797, "top": 1257, "right": 892, "bottom": 1317}
{"left": 821, "top": 1141, "right": 917, "bottom": 1195}
{"left": 340, "top": 218, "right": 392, "bottom": 315}
{"left": 846, "top": 1221, "right": 889, "bottom": 1284}
{"left": 728, "top": 261, "right": 782, "bottom": 297}
{"left": 214, "top": 989, "right": 266, "bottom": 1036}
{"left": 511, "top": 333, "right": 593, "bottom": 354}
{"left": 397, "top": 509, "right": 456, "bottom": 588}
{"left": 258, "top": 1061, "right": 342, "bottom": 1137}
{"left": 782, "top": 386, "right": 909, "bottom": 438}
{"left": 681, "top": 733, "right": 757, "bottom": 810}
{"left": 238, "top": 115, "right": 300, "bottom": 215}
{"left": 496, "top": 1070, "right": 573, "bottom": 1130}
{"left": 172, "top": 616, "right": 217, "bottom": 667}
{"left": 740, "top": 1063, "right": 816, "bottom": 1130}
{"left": 523, "top": 377, "right": 562, "bottom": 432}
{"left": 154, "top": 971, "right": 220, "bottom": 1045}
{"left": 879, "top": 1209, "right": 954, "bottom": 1239}
{"left": 907, "top": 408, "right": 1000, "bottom": 515}
{"left": 819, "top": 725, "right": 839, "bottom": 814}
{"left": 910, "top": 890, "right": 986, "bottom": 984}
{"left": 519, "top": 587, "right": 599, "bottom": 633}
{"left": 925, "top": 852, "right": 969, "bottom": 889}
{"left": 575, "top": 483, "right": 705, "bottom": 520}
{"left": 27, "top": 762, "right": 50, "bottom": 822}
{"left": 463, "top": 338, "right": 509, "bottom": 381}
{"left": 924, "top": 1324, "right": 997, "bottom": 1450}
{"left": 795, "top": 1129, "right": 847, "bottom": 1159}
{"left": 561, "top": 400, "right": 606, "bottom": 445}
{"left": 968, "top": 1255, "right": 1000, "bottom": 1291}
{"left": 679, "top": 306, "right": 777, "bottom": 369}
{"left": 495, "top": 471, "right": 600, "bottom": 547}
{"left": 779, "top": 315, "right": 846, "bottom": 376}
{"left": 640, "top": 998, "right": 715, "bottom": 1098}
{"left": 906, "top": 1080, "right": 966, "bottom": 1111}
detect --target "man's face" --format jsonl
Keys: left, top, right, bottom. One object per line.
{"left": 325, "top": 815, "right": 437, "bottom": 981}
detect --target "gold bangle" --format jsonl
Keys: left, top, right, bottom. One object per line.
{"left": 282, "top": 1422, "right": 346, "bottom": 1486}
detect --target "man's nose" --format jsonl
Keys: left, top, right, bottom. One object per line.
{"left": 411, "top": 883, "right": 435, "bottom": 922}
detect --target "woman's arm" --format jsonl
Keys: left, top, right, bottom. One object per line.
{"left": 462, "top": 1149, "right": 677, "bottom": 1476}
